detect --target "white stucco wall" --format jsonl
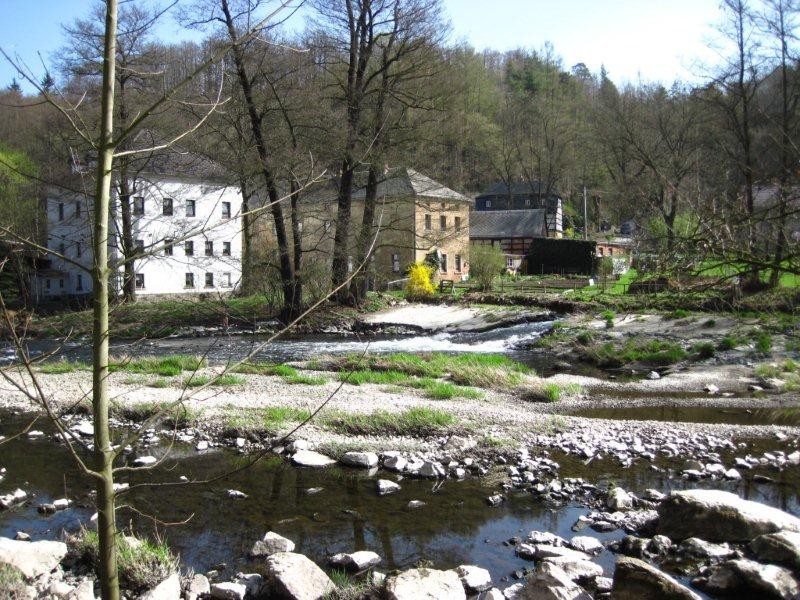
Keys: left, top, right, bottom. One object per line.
{"left": 41, "top": 175, "right": 243, "bottom": 299}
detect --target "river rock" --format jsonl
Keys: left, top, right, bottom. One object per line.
{"left": 703, "top": 558, "right": 800, "bottom": 600}
{"left": 527, "top": 545, "right": 592, "bottom": 562}
{"left": 386, "top": 568, "right": 465, "bottom": 600}
{"left": 751, "top": 530, "right": 800, "bottom": 570}
{"left": 0, "top": 537, "right": 68, "bottom": 579}
{"left": 657, "top": 489, "right": 800, "bottom": 542}
{"left": 377, "top": 479, "right": 400, "bottom": 495}
{"left": 292, "top": 450, "right": 336, "bottom": 468}
{"left": 541, "top": 557, "right": 603, "bottom": 582}
{"left": 484, "top": 589, "right": 504, "bottom": 600}
{"left": 384, "top": 455, "right": 408, "bottom": 472}
{"left": 71, "top": 421, "right": 94, "bottom": 437}
{"left": 611, "top": 556, "right": 701, "bottom": 600}
{"left": 265, "top": 552, "right": 336, "bottom": 600}
{"left": 418, "top": 460, "right": 446, "bottom": 478}
{"left": 329, "top": 550, "right": 381, "bottom": 571}
{"left": 250, "top": 532, "right": 295, "bottom": 557}
{"left": 516, "top": 562, "right": 592, "bottom": 599}
{"left": 607, "top": 487, "right": 634, "bottom": 511}
{"left": 141, "top": 572, "right": 180, "bottom": 600}
{"left": 679, "top": 537, "right": 735, "bottom": 560}
{"left": 407, "top": 500, "right": 426, "bottom": 509}
{"left": 456, "top": 564, "right": 492, "bottom": 593}
{"left": 529, "top": 531, "right": 567, "bottom": 546}
{"left": 339, "top": 451, "right": 379, "bottom": 468}
{"left": 569, "top": 536, "right": 603, "bottom": 555}
{"left": 133, "top": 455, "right": 157, "bottom": 466}
{"left": 210, "top": 581, "right": 247, "bottom": 600}
{"left": 186, "top": 574, "right": 211, "bottom": 600}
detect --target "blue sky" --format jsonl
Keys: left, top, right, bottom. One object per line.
{"left": 0, "top": 0, "right": 724, "bottom": 92}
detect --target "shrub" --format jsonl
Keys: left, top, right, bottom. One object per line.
{"left": 0, "top": 563, "right": 26, "bottom": 599}
{"left": 601, "top": 309, "right": 615, "bottom": 329}
{"left": 664, "top": 309, "right": 690, "bottom": 320}
{"left": 575, "top": 331, "right": 594, "bottom": 345}
{"left": 405, "top": 262, "right": 436, "bottom": 299}
{"left": 718, "top": 336, "right": 743, "bottom": 350}
{"left": 469, "top": 244, "right": 506, "bottom": 291}
{"left": 703, "top": 319, "right": 716, "bottom": 328}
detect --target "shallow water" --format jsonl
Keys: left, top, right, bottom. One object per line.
{"left": 569, "top": 405, "right": 800, "bottom": 427}
{"left": 1, "top": 411, "right": 798, "bottom": 586}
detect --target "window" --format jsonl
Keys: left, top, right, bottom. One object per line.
{"left": 222, "top": 201, "right": 231, "bottom": 219}
{"left": 76, "top": 274, "right": 83, "bottom": 291}
{"left": 59, "top": 279, "right": 64, "bottom": 289}
{"left": 205, "top": 272, "right": 214, "bottom": 288}
{"left": 133, "top": 196, "right": 144, "bottom": 216}
{"left": 205, "top": 240, "right": 214, "bottom": 256}
{"left": 222, "top": 242, "right": 231, "bottom": 256}
{"left": 185, "top": 241, "right": 194, "bottom": 256}
{"left": 185, "top": 272, "right": 195, "bottom": 288}
{"left": 75, "top": 200, "right": 81, "bottom": 217}
{"left": 455, "top": 216, "right": 462, "bottom": 231}
{"left": 45, "top": 279, "right": 51, "bottom": 290}
{"left": 135, "top": 239, "right": 145, "bottom": 255}
{"left": 164, "top": 240, "right": 174, "bottom": 256}
{"left": 76, "top": 242, "right": 81, "bottom": 258}
{"left": 440, "top": 215, "right": 447, "bottom": 230}
{"left": 392, "top": 253, "right": 401, "bottom": 273}
{"left": 222, "top": 272, "right": 232, "bottom": 288}
{"left": 347, "top": 256, "right": 354, "bottom": 273}
{"left": 507, "top": 257, "right": 514, "bottom": 268}
{"left": 485, "top": 199, "right": 492, "bottom": 208}
{"left": 186, "top": 200, "right": 196, "bottom": 217}
{"left": 440, "top": 253, "right": 448, "bottom": 273}
{"left": 525, "top": 198, "right": 531, "bottom": 206}
{"left": 424, "top": 214, "right": 432, "bottom": 230}
{"left": 609, "top": 248, "right": 614, "bottom": 256}
{"left": 599, "top": 247, "right": 604, "bottom": 256}
{"left": 58, "top": 242, "right": 65, "bottom": 256}
{"left": 455, "top": 254, "right": 462, "bottom": 272}
{"left": 135, "top": 273, "right": 145, "bottom": 290}
{"left": 162, "top": 197, "right": 174, "bottom": 216}
{"left": 58, "top": 203, "right": 64, "bottom": 221}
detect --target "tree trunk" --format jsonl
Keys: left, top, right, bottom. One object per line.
{"left": 331, "top": 160, "right": 355, "bottom": 304}
{"left": 93, "top": 2, "right": 120, "bottom": 598}
{"left": 221, "top": 0, "right": 300, "bottom": 320}
{"left": 239, "top": 177, "right": 253, "bottom": 294}
{"left": 352, "top": 165, "right": 379, "bottom": 303}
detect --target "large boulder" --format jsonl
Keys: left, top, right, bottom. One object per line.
{"left": 339, "top": 452, "right": 379, "bottom": 468}
{"left": 264, "top": 552, "right": 336, "bottom": 600}
{"left": 210, "top": 582, "right": 247, "bottom": 600}
{"left": 657, "top": 490, "right": 800, "bottom": 542}
{"left": 292, "top": 450, "right": 336, "bottom": 468}
{"left": 455, "top": 565, "right": 492, "bottom": 593}
{"left": 329, "top": 550, "right": 381, "bottom": 571}
{"left": 516, "top": 562, "right": 592, "bottom": 600}
{"left": 250, "top": 532, "right": 295, "bottom": 558}
{"left": 611, "top": 556, "right": 701, "bottom": 600}
{"left": 703, "top": 559, "right": 800, "bottom": 600}
{"left": 751, "top": 530, "right": 800, "bottom": 570}
{"left": 386, "top": 568, "right": 466, "bottom": 600}
{"left": 141, "top": 573, "right": 180, "bottom": 600}
{"left": 0, "top": 537, "right": 68, "bottom": 579}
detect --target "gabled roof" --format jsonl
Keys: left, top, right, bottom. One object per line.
{"left": 352, "top": 168, "right": 471, "bottom": 204}
{"left": 470, "top": 210, "right": 546, "bottom": 239}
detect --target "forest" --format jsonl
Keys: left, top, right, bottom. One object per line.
{"left": 0, "top": 0, "right": 798, "bottom": 318}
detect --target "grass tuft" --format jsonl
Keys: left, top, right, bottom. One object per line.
{"left": 184, "top": 373, "right": 245, "bottom": 388}
{"left": 73, "top": 530, "right": 178, "bottom": 593}
{"left": 223, "top": 405, "right": 312, "bottom": 432}
{"left": 0, "top": 563, "right": 26, "bottom": 599}
{"left": 38, "top": 360, "right": 90, "bottom": 374}
{"left": 582, "top": 338, "right": 688, "bottom": 367}
{"left": 323, "top": 407, "right": 457, "bottom": 437}
{"left": 109, "top": 355, "right": 206, "bottom": 376}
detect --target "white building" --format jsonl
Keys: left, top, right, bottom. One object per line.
{"left": 39, "top": 169, "right": 243, "bottom": 300}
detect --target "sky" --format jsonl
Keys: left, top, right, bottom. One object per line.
{"left": 0, "top": 0, "right": 726, "bottom": 92}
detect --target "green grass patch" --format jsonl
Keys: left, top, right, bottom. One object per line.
{"left": 582, "top": 338, "right": 688, "bottom": 367}
{"left": 601, "top": 309, "right": 616, "bottom": 328}
{"left": 110, "top": 401, "right": 202, "bottom": 425}
{"left": 323, "top": 407, "right": 457, "bottom": 437}
{"left": 330, "top": 352, "right": 532, "bottom": 390}
{"left": 109, "top": 355, "right": 206, "bottom": 376}
{"left": 522, "top": 381, "right": 583, "bottom": 402}
{"left": 664, "top": 309, "right": 690, "bottom": 320}
{"left": 338, "top": 369, "right": 409, "bottom": 385}
{"left": 755, "top": 360, "right": 800, "bottom": 392}
{"left": 73, "top": 530, "right": 178, "bottom": 593}
{"left": 224, "top": 405, "right": 312, "bottom": 432}
{"left": 38, "top": 360, "right": 91, "bottom": 374}
{"left": 754, "top": 331, "right": 773, "bottom": 354}
{"left": 418, "top": 380, "right": 483, "bottom": 400}
{"left": 575, "top": 330, "right": 594, "bottom": 345}
{"left": 692, "top": 342, "right": 716, "bottom": 359}
{"left": 231, "top": 362, "right": 326, "bottom": 385}
{"left": 718, "top": 335, "right": 745, "bottom": 350}
{"left": 184, "top": 373, "right": 245, "bottom": 388}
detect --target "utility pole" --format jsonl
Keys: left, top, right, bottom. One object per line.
{"left": 583, "top": 186, "right": 588, "bottom": 241}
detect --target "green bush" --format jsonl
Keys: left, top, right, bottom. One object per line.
{"left": 601, "top": 309, "right": 615, "bottom": 328}
{"left": 692, "top": 342, "right": 716, "bottom": 359}
{"left": 575, "top": 331, "right": 594, "bottom": 345}
{"left": 469, "top": 244, "right": 506, "bottom": 291}
{"left": 718, "top": 336, "right": 743, "bottom": 350}
{"left": 755, "top": 331, "right": 773, "bottom": 354}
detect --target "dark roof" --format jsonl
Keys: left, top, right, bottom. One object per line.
{"left": 353, "top": 168, "right": 471, "bottom": 203}
{"left": 470, "top": 210, "right": 546, "bottom": 239}
{"left": 478, "top": 180, "right": 559, "bottom": 198}
{"left": 130, "top": 130, "right": 233, "bottom": 181}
